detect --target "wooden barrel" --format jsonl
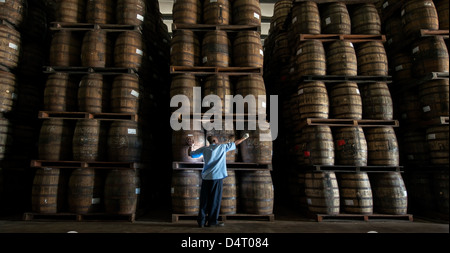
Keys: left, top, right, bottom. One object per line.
{"left": 0, "top": 24, "right": 21, "bottom": 70}
{"left": 432, "top": 170, "right": 449, "bottom": 215}
{"left": 0, "top": 118, "right": 13, "bottom": 160}
{"left": 56, "top": 0, "right": 85, "bottom": 23}
{"left": 384, "top": 16, "right": 404, "bottom": 51}
{"left": 221, "top": 170, "right": 237, "bottom": 214}
{"left": 288, "top": 170, "right": 308, "bottom": 211}
{"left": 172, "top": 0, "right": 201, "bottom": 25}
{"left": 81, "top": 30, "right": 113, "bottom": 68}
{"left": 235, "top": 75, "right": 266, "bottom": 115}
{"left": 356, "top": 41, "right": 388, "bottom": 76}
{"left": 204, "top": 0, "right": 231, "bottom": 25}
{"left": 86, "top": 0, "right": 115, "bottom": 24}
{"left": 239, "top": 170, "right": 274, "bottom": 215}
{"left": 206, "top": 121, "right": 236, "bottom": 162}
{"left": 240, "top": 125, "right": 273, "bottom": 164}
{"left": 171, "top": 170, "right": 201, "bottom": 214}
{"left": 38, "top": 119, "right": 74, "bottom": 161}
{"left": 401, "top": 129, "right": 429, "bottom": 165}
{"left": 370, "top": 172, "right": 408, "bottom": 215}
{"left": 31, "top": 168, "right": 63, "bottom": 214}
{"left": 419, "top": 79, "right": 449, "bottom": 121}
{"left": 294, "top": 40, "right": 326, "bottom": 77}
{"left": 271, "top": 0, "right": 292, "bottom": 32}
{"left": 337, "top": 172, "right": 373, "bottom": 214}
{"left": 202, "top": 30, "right": 231, "bottom": 67}
{"left": 296, "top": 81, "right": 329, "bottom": 119}
{"left": 43, "top": 73, "right": 78, "bottom": 112}
{"left": 299, "top": 126, "right": 334, "bottom": 166}
{"left": 273, "top": 32, "right": 290, "bottom": 67}
{"left": 350, "top": 3, "right": 381, "bottom": 35}
{"left": 232, "top": 0, "right": 261, "bottom": 26}
{"left": 411, "top": 36, "right": 449, "bottom": 77}
{"left": 68, "top": 168, "right": 96, "bottom": 214}
{"left": 391, "top": 52, "right": 413, "bottom": 83}
{"left": 49, "top": 30, "right": 81, "bottom": 67}
{"left": 334, "top": 126, "right": 367, "bottom": 166}
{"left": 0, "top": 0, "right": 24, "bottom": 27}
{"left": 203, "top": 75, "right": 233, "bottom": 114}
{"left": 111, "top": 74, "right": 140, "bottom": 114}
{"left": 21, "top": 3, "right": 48, "bottom": 44}
{"left": 360, "top": 82, "right": 393, "bottom": 120}
{"left": 107, "top": 121, "right": 142, "bottom": 162}
{"left": 426, "top": 125, "right": 449, "bottom": 165}
{"left": 17, "top": 41, "right": 46, "bottom": 78}
{"left": 398, "top": 91, "right": 422, "bottom": 125}
{"left": 104, "top": 169, "right": 137, "bottom": 215}
{"left": 170, "top": 30, "right": 200, "bottom": 67}
{"left": 401, "top": 0, "right": 439, "bottom": 38}
{"left": 73, "top": 119, "right": 101, "bottom": 162}
{"left": 329, "top": 82, "right": 362, "bottom": 119}
{"left": 407, "top": 171, "right": 435, "bottom": 212}
{"left": 114, "top": 31, "right": 144, "bottom": 70}
{"left": 172, "top": 124, "right": 206, "bottom": 162}
{"left": 0, "top": 70, "right": 17, "bottom": 113}
{"left": 116, "top": 0, "right": 146, "bottom": 26}
{"left": 304, "top": 171, "right": 340, "bottom": 215}
{"left": 435, "top": 0, "right": 449, "bottom": 30}
{"left": 78, "top": 74, "right": 109, "bottom": 113}
{"left": 291, "top": 1, "right": 321, "bottom": 35}
{"left": 320, "top": 2, "right": 351, "bottom": 34}
{"left": 170, "top": 74, "right": 200, "bottom": 114}
{"left": 233, "top": 31, "right": 263, "bottom": 67}
{"left": 326, "top": 40, "right": 357, "bottom": 76}
{"left": 365, "top": 127, "right": 399, "bottom": 166}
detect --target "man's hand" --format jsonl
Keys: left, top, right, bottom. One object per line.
{"left": 243, "top": 133, "right": 250, "bottom": 139}
{"left": 186, "top": 137, "right": 195, "bottom": 147}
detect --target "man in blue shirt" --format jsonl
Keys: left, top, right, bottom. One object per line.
{"left": 188, "top": 133, "right": 249, "bottom": 227}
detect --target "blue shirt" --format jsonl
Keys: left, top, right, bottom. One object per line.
{"left": 190, "top": 142, "right": 236, "bottom": 180}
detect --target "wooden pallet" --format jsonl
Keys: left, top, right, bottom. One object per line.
{"left": 172, "top": 23, "right": 260, "bottom": 32}
{"left": 393, "top": 72, "right": 449, "bottom": 94}
{"left": 293, "top": 0, "right": 379, "bottom": 4}
{"left": 38, "top": 111, "right": 138, "bottom": 121}
{"left": 313, "top": 213, "right": 413, "bottom": 222}
{"left": 172, "top": 213, "right": 274, "bottom": 223}
{"left": 49, "top": 22, "right": 141, "bottom": 32}
{"left": 30, "top": 160, "right": 140, "bottom": 169}
{"left": 170, "top": 66, "right": 263, "bottom": 75}
{"left": 300, "top": 164, "right": 403, "bottom": 172}
{"left": 420, "top": 29, "right": 450, "bottom": 39}
{"left": 43, "top": 66, "right": 139, "bottom": 75}
{"left": 23, "top": 212, "right": 135, "bottom": 222}
{"left": 299, "top": 75, "right": 392, "bottom": 83}
{"left": 298, "top": 118, "right": 399, "bottom": 129}
{"left": 173, "top": 162, "right": 273, "bottom": 170}
{"left": 299, "top": 34, "right": 386, "bottom": 43}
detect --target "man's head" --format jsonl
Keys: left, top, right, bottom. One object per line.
{"left": 207, "top": 135, "right": 219, "bottom": 145}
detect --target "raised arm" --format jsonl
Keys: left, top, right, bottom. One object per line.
{"left": 235, "top": 133, "right": 249, "bottom": 146}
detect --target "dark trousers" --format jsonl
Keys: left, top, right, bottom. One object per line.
{"left": 197, "top": 179, "right": 223, "bottom": 226}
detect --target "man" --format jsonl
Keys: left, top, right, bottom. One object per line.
{"left": 188, "top": 133, "right": 249, "bottom": 228}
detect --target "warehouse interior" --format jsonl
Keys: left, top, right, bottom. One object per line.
{"left": 0, "top": 0, "right": 449, "bottom": 250}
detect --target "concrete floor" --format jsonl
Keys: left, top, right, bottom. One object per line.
{"left": 0, "top": 205, "right": 448, "bottom": 251}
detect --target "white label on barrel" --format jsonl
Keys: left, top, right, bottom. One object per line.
{"left": 403, "top": 190, "right": 408, "bottom": 197}
{"left": 128, "top": 128, "right": 137, "bottom": 135}
{"left": 408, "top": 155, "right": 414, "bottom": 160}
{"left": 187, "top": 134, "right": 193, "bottom": 137}
{"left": 131, "top": 90, "right": 139, "bottom": 98}
{"left": 412, "top": 46, "right": 420, "bottom": 54}
{"left": 355, "top": 88, "right": 360, "bottom": 94}
{"left": 349, "top": 42, "right": 354, "bottom": 48}
{"left": 137, "top": 14, "right": 144, "bottom": 21}
{"left": 260, "top": 49, "right": 264, "bottom": 56}
{"left": 8, "top": 43, "right": 18, "bottom": 50}
{"left": 203, "top": 56, "right": 207, "bottom": 63}
{"left": 136, "top": 48, "right": 144, "bottom": 56}
{"left": 171, "top": 187, "right": 174, "bottom": 194}
{"left": 298, "top": 89, "right": 304, "bottom": 95}
{"left": 292, "top": 16, "right": 297, "bottom": 24}
{"left": 424, "top": 2, "right": 432, "bottom": 6}
{"left": 211, "top": 0, "right": 217, "bottom": 2}
{"left": 290, "top": 67, "right": 294, "bottom": 73}
{"left": 345, "top": 199, "right": 354, "bottom": 206}
{"left": 383, "top": 1, "right": 389, "bottom": 8}
{"left": 136, "top": 188, "right": 140, "bottom": 194}
{"left": 262, "top": 102, "right": 266, "bottom": 108}
{"left": 325, "top": 17, "right": 331, "bottom": 25}
{"left": 11, "top": 93, "right": 17, "bottom": 99}
{"left": 395, "top": 65, "right": 403, "bottom": 71}
{"left": 149, "top": 55, "right": 153, "bottom": 61}
{"left": 422, "top": 105, "right": 431, "bottom": 112}
{"left": 307, "top": 198, "right": 312, "bottom": 205}
{"left": 274, "top": 21, "right": 277, "bottom": 27}
{"left": 428, "top": 134, "right": 436, "bottom": 140}
{"left": 92, "top": 198, "right": 100, "bottom": 204}
{"left": 254, "top": 13, "right": 260, "bottom": 19}
{"left": 296, "top": 48, "right": 302, "bottom": 55}
{"left": 388, "top": 38, "right": 393, "bottom": 45}
{"left": 401, "top": 9, "right": 405, "bottom": 16}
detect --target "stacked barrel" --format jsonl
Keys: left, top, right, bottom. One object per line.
{"left": 1, "top": 0, "right": 51, "bottom": 214}
{"left": 380, "top": 0, "right": 449, "bottom": 220}
{"left": 265, "top": 0, "right": 407, "bottom": 218}
{"left": 170, "top": 0, "right": 274, "bottom": 218}
{"left": 29, "top": 0, "right": 170, "bottom": 218}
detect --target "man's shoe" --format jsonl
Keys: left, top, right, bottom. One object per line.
{"left": 207, "top": 222, "right": 225, "bottom": 227}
